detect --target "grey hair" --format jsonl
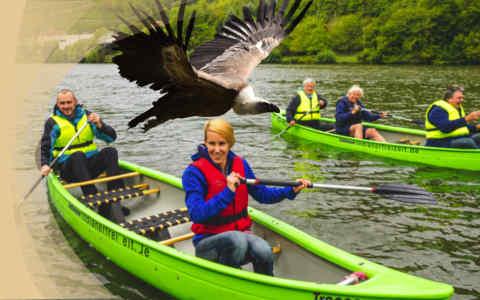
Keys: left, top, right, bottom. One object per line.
{"left": 303, "top": 78, "right": 316, "bottom": 86}
{"left": 56, "top": 89, "right": 77, "bottom": 101}
{"left": 347, "top": 85, "right": 363, "bottom": 97}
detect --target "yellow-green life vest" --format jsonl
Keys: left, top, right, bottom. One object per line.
{"left": 425, "top": 100, "right": 469, "bottom": 139}
{"left": 294, "top": 90, "right": 321, "bottom": 121}
{"left": 51, "top": 113, "right": 97, "bottom": 158}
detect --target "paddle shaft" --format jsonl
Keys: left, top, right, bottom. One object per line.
{"left": 368, "top": 109, "right": 423, "bottom": 125}
{"left": 241, "top": 178, "right": 436, "bottom": 204}
{"left": 242, "top": 178, "right": 372, "bottom": 192}
{"left": 23, "top": 121, "right": 89, "bottom": 199}
{"left": 272, "top": 112, "right": 308, "bottom": 139}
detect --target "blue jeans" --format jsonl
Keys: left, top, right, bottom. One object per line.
{"left": 195, "top": 231, "right": 274, "bottom": 276}
{"left": 451, "top": 133, "right": 480, "bottom": 149}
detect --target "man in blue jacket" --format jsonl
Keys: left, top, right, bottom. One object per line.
{"left": 40, "top": 89, "right": 126, "bottom": 222}
{"left": 425, "top": 85, "right": 480, "bottom": 148}
{"left": 335, "top": 85, "right": 387, "bottom": 141}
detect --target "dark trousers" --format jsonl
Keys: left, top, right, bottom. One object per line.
{"left": 298, "top": 120, "right": 335, "bottom": 131}
{"left": 59, "top": 147, "right": 126, "bottom": 222}
{"left": 60, "top": 147, "right": 124, "bottom": 195}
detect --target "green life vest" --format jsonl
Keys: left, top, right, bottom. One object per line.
{"left": 294, "top": 90, "right": 321, "bottom": 121}
{"left": 51, "top": 113, "right": 97, "bottom": 158}
{"left": 425, "top": 100, "right": 469, "bottom": 139}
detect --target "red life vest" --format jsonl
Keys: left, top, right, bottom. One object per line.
{"left": 190, "top": 156, "right": 251, "bottom": 234}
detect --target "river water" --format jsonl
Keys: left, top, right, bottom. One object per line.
{"left": 18, "top": 64, "right": 480, "bottom": 299}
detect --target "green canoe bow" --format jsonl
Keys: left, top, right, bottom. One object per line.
{"left": 46, "top": 160, "right": 454, "bottom": 299}
{"left": 272, "top": 112, "right": 480, "bottom": 171}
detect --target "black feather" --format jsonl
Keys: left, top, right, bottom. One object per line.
{"left": 242, "top": 6, "right": 258, "bottom": 31}
{"left": 285, "top": 0, "right": 312, "bottom": 34}
{"left": 155, "top": 0, "right": 175, "bottom": 37}
{"left": 138, "top": 8, "right": 168, "bottom": 39}
{"left": 116, "top": 14, "right": 142, "bottom": 34}
{"left": 267, "top": 0, "right": 276, "bottom": 22}
{"left": 129, "top": 3, "right": 155, "bottom": 34}
{"left": 225, "top": 16, "right": 249, "bottom": 36}
{"left": 283, "top": 0, "right": 301, "bottom": 26}
{"left": 257, "top": 0, "right": 265, "bottom": 27}
{"left": 278, "top": 0, "right": 289, "bottom": 18}
{"left": 177, "top": 0, "right": 187, "bottom": 45}
{"left": 184, "top": 11, "right": 196, "bottom": 50}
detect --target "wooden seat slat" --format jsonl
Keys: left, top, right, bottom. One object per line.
{"left": 63, "top": 172, "right": 140, "bottom": 189}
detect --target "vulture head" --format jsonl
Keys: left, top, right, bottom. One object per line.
{"left": 112, "top": 0, "right": 313, "bottom": 131}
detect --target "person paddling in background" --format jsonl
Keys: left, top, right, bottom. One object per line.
{"left": 182, "top": 118, "right": 310, "bottom": 276}
{"left": 286, "top": 78, "right": 333, "bottom": 130}
{"left": 40, "top": 89, "right": 127, "bottom": 222}
{"left": 425, "top": 85, "right": 480, "bottom": 148}
{"left": 335, "top": 85, "right": 387, "bottom": 141}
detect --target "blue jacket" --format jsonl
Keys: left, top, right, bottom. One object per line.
{"left": 335, "top": 96, "right": 380, "bottom": 135}
{"left": 425, "top": 106, "right": 477, "bottom": 147}
{"left": 182, "top": 145, "right": 297, "bottom": 245}
{"left": 40, "top": 105, "right": 117, "bottom": 165}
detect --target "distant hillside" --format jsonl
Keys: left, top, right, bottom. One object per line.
{"left": 17, "top": 0, "right": 480, "bottom": 64}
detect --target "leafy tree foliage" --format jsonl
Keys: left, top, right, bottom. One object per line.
{"left": 24, "top": 0, "right": 480, "bottom": 64}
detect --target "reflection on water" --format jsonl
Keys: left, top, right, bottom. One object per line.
{"left": 19, "top": 64, "right": 480, "bottom": 299}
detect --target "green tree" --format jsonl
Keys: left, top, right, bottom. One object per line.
{"left": 328, "top": 14, "right": 363, "bottom": 53}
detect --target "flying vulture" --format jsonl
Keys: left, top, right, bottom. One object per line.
{"left": 112, "top": 0, "right": 313, "bottom": 131}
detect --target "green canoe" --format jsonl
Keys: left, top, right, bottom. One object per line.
{"left": 47, "top": 160, "right": 453, "bottom": 299}
{"left": 272, "top": 112, "right": 480, "bottom": 171}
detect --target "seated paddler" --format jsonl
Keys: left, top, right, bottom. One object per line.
{"left": 425, "top": 85, "right": 480, "bottom": 148}
{"left": 335, "top": 85, "right": 387, "bottom": 141}
{"left": 40, "top": 89, "right": 127, "bottom": 222}
{"left": 286, "top": 78, "right": 333, "bottom": 131}
{"left": 182, "top": 118, "right": 310, "bottom": 276}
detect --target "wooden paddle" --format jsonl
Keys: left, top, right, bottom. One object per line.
{"left": 23, "top": 121, "right": 89, "bottom": 200}
{"left": 241, "top": 178, "right": 437, "bottom": 204}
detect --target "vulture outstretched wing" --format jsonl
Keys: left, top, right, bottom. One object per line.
{"left": 191, "top": 0, "right": 313, "bottom": 85}
{"left": 112, "top": 1, "right": 237, "bottom": 131}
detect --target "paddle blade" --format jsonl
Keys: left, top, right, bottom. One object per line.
{"left": 373, "top": 183, "right": 436, "bottom": 204}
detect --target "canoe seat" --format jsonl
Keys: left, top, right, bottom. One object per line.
{"left": 160, "top": 232, "right": 194, "bottom": 246}
{"left": 120, "top": 207, "right": 190, "bottom": 236}
{"left": 397, "top": 138, "right": 422, "bottom": 145}
{"left": 81, "top": 184, "right": 160, "bottom": 208}
{"left": 63, "top": 171, "right": 140, "bottom": 189}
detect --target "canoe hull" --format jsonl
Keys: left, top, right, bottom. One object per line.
{"left": 46, "top": 160, "right": 454, "bottom": 299}
{"left": 272, "top": 112, "right": 480, "bottom": 171}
